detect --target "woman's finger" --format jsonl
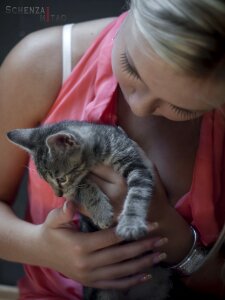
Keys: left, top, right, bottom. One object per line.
{"left": 93, "top": 272, "right": 151, "bottom": 290}
{"left": 88, "top": 173, "right": 115, "bottom": 193}
{"left": 45, "top": 200, "right": 76, "bottom": 229}
{"left": 83, "top": 221, "right": 160, "bottom": 252}
{"left": 88, "top": 175, "right": 127, "bottom": 206}
{"left": 83, "top": 227, "right": 124, "bottom": 251}
{"left": 91, "top": 251, "right": 166, "bottom": 282}
{"left": 90, "top": 164, "right": 123, "bottom": 184}
{"left": 89, "top": 235, "right": 162, "bottom": 268}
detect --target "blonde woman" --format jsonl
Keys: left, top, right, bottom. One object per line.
{"left": 1, "top": 1, "right": 225, "bottom": 299}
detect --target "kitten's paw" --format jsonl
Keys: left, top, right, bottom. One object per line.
{"left": 96, "top": 213, "right": 114, "bottom": 229}
{"left": 93, "top": 201, "right": 114, "bottom": 229}
{"left": 116, "top": 215, "right": 148, "bottom": 240}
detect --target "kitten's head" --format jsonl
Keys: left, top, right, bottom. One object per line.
{"left": 7, "top": 123, "right": 88, "bottom": 198}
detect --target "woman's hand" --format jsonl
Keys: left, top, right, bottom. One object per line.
{"left": 147, "top": 169, "right": 193, "bottom": 265}
{"left": 34, "top": 200, "right": 166, "bottom": 290}
{"left": 90, "top": 164, "right": 194, "bottom": 266}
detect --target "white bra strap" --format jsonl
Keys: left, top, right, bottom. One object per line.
{"left": 62, "top": 24, "right": 74, "bottom": 84}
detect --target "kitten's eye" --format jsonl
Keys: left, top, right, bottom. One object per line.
{"left": 57, "top": 176, "right": 69, "bottom": 185}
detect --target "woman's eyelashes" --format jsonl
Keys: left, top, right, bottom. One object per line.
{"left": 120, "top": 52, "right": 140, "bottom": 80}
{"left": 168, "top": 103, "right": 200, "bottom": 119}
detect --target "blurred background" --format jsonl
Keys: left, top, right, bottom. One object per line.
{"left": 0, "top": 0, "right": 127, "bottom": 287}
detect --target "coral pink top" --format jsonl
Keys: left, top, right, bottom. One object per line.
{"left": 18, "top": 13, "right": 225, "bottom": 299}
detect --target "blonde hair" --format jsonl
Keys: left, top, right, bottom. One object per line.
{"left": 130, "top": 0, "right": 225, "bottom": 77}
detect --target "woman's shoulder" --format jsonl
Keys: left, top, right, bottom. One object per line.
{"left": 0, "top": 25, "right": 63, "bottom": 123}
{"left": 0, "top": 17, "right": 116, "bottom": 124}
{"left": 70, "top": 17, "right": 116, "bottom": 68}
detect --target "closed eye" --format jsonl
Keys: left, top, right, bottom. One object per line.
{"left": 168, "top": 104, "right": 203, "bottom": 119}
{"left": 120, "top": 52, "right": 140, "bottom": 80}
{"left": 56, "top": 176, "right": 69, "bottom": 185}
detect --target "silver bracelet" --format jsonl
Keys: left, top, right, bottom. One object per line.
{"left": 170, "top": 226, "right": 209, "bottom": 276}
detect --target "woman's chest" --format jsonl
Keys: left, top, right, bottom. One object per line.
{"left": 117, "top": 99, "right": 201, "bottom": 206}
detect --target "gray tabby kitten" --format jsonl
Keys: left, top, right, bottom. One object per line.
{"left": 7, "top": 120, "right": 171, "bottom": 300}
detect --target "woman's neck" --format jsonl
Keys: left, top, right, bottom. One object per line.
{"left": 117, "top": 88, "right": 202, "bottom": 206}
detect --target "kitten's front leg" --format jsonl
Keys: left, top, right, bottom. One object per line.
{"left": 77, "top": 179, "right": 114, "bottom": 229}
{"left": 116, "top": 167, "right": 153, "bottom": 240}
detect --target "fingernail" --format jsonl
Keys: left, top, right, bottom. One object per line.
{"left": 153, "top": 237, "right": 168, "bottom": 248}
{"left": 63, "top": 200, "right": 68, "bottom": 213}
{"left": 153, "top": 252, "right": 167, "bottom": 264}
{"left": 140, "top": 273, "right": 152, "bottom": 282}
{"left": 148, "top": 222, "right": 159, "bottom": 232}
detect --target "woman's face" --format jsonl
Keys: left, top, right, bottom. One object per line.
{"left": 111, "top": 15, "right": 225, "bottom": 121}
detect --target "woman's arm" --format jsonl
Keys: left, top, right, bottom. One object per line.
{"left": 0, "top": 16, "right": 116, "bottom": 262}
{"left": 0, "top": 25, "right": 63, "bottom": 263}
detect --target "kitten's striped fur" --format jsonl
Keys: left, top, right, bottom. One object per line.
{"left": 7, "top": 120, "right": 154, "bottom": 239}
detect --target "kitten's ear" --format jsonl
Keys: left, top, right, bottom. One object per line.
{"left": 6, "top": 128, "right": 36, "bottom": 153}
{"left": 46, "top": 132, "right": 80, "bottom": 155}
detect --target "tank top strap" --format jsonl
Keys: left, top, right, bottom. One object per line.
{"left": 62, "top": 24, "right": 74, "bottom": 84}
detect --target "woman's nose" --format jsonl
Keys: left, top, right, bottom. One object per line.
{"left": 137, "top": 94, "right": 160, "bottom": 114}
